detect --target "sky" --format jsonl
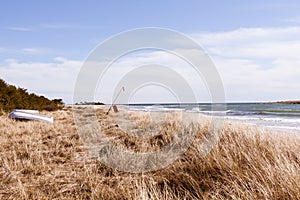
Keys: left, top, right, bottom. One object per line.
{"left": 1, "top": 0, "right": 300, "bottom": 103}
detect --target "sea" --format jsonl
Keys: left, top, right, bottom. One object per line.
{"left": 123, "top": 103, "right": 300, "bottom": 134}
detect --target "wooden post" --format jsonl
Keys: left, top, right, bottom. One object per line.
{"left": 106, "top": 87, "right": 124, "bottom": 115}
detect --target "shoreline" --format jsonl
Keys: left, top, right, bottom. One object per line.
{"left": 1, "top": 106, "right": 300, "bottom": 199}
{"left": 112, "top": 104, "right": 300, "bottom": 135}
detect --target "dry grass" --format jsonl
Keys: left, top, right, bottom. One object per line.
{"left": 0, "top": 106, "right": 300, "bottom": 199}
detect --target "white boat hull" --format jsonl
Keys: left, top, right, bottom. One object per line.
{"left": 8, "top": 110, "right": 53, "bottom": 123}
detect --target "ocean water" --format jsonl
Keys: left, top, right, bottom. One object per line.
{"left": 124, "top": 103, "right": 300, "bottom": 134}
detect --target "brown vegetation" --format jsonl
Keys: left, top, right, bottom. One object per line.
{"left": 267, "top": 100, "right": 300, "bottom": 104}
{"left": 1, "top": 106, "right": 300, "bottom": 199}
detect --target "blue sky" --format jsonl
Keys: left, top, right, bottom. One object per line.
{"left": 1, "top": 1, "right": 300, "bottom": 103}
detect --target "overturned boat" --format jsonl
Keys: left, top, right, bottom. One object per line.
{"left": 8, "top": 109, "right": 53, "bottom": 123}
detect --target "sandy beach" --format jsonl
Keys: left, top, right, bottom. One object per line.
{"left": 1, "top": 106, "right": 299, "bottom": 199}
{"left": 2, "top": 0, "right": 300, "bottom": 199}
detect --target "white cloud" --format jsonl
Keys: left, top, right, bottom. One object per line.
{"left": 94, "top": 50, "right": 210, "bottom": 103}
{"left": 4, "top": 26, "right": 33, "bottom": 31}
{"left": 1, "top": 26, "right": 300, "bottom": 103}
{"left": 22, "top": 48, "right": 43, "bottom": 54}
{"left": 4, "top": 24, "right": 79, "bottom": 31}
{"left": 0, "top": 58, "right": 82, "bottom": 103}
{"left": 193, "top": 26, "right": 300, "bottom": 101}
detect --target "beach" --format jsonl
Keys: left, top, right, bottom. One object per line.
{"left": 2, "top": 0, "right": 300, "bottom": 199}
{"left": 1, "top": 106, "right": 300, "bottom": 199}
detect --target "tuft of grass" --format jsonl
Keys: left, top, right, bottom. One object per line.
{"left": 0, "top": 106, "right": 299, "bottom": 199}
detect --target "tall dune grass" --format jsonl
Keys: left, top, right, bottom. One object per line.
{"left": 0, "top": 106, "right": 299, "bottom": 199}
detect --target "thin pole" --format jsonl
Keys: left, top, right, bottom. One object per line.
{"left": 106, "top": 86, "right": 125, "bottom": 115}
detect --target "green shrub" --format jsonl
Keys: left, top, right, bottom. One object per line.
{"left": 0, "top": 78, "right": 64, "bottom": 112}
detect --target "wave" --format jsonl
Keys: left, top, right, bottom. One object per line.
{"left": 266, "top": 126, "right": 300, "bottom": 131}
{"left": 124, "top": 104, "right": 300, "bottom": 134}
{"left": 126, "top": 105, "right": 184, "bottom": 112}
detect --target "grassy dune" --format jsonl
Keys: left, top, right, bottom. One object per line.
{"left": 1, "top": 106, "right": 300, "bottom": 199}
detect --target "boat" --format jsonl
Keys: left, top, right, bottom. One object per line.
{"left": 13, "top": 109, "right": 39, "bottom": 114}
{"left": 8, "top": 109, "right": 54, "bottom": 123}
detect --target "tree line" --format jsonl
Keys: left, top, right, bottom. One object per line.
{"left": 0, "top": 79, "right": 64, "bottom": 112}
